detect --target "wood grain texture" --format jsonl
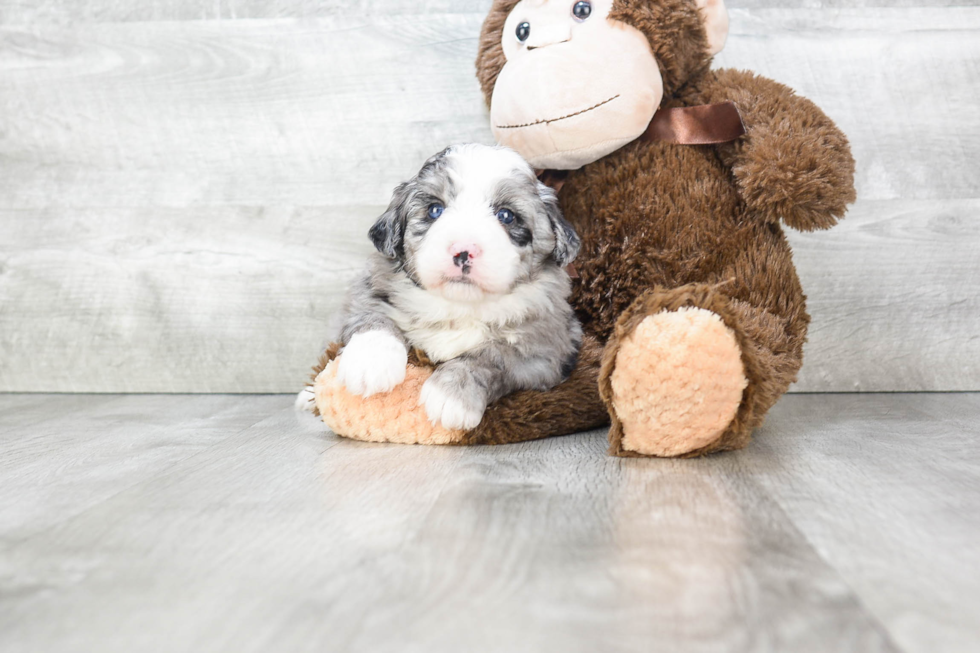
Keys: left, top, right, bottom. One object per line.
{"left": 0, "top": 6, "right": 977, "bottom": 392}
{"left": 737, "top": 393, "right": 980, "bottom": 653}
{"left": 1, "top": 1, "right": 974, "bottom": 25}
{"left": 3, "top": 393, "right": 947, "bottom": 653}
{"left": 790, "top": 199, "right": 980, "bottom": 391}
{"left": 0, "top": 206, "right": 376, "bottom": 392}
{"left": 717, "top": 8, "right": 980, "bottom": 202}
{"left": 0, "top": 394, "right": 284, "bottom": 540}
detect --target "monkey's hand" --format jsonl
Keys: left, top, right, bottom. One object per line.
{"left": 707, "top": 69, "right": 856, "bottom": 232}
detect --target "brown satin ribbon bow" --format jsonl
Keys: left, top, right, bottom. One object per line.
{"left": 642, "top": 100, "right": 745, "bottom": 145}
{"left": 537, "top": 101, "right": 746, "bottom": 191}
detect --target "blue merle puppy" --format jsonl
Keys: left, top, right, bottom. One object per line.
{"left": 300, "top": 144, "right": 582, "bottom": 431}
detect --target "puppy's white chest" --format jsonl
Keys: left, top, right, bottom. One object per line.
{"left": 384, "top": 278, "right": 537, "bottom": 362}
{"left": 402, "top": 319, "right": 491, "bottom": 362}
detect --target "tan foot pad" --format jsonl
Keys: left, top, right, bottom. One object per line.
{"left": 610, "top": 307, "right": 748, "bottom": 457}
{"left": 314, "top": 358, "right": 465, "bottom": 445}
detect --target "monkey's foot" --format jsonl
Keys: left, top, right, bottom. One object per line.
{"left": 314, "top": 357, "right": 465, "bottom": 445}
{"left": 607, "top": 307, "right": 748, "bottom": 457}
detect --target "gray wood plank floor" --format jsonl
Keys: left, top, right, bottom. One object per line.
{"left": 1, "top": 393, "right": 977, "bottom": 653}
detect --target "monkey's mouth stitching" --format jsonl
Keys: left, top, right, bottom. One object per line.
{"left": 494, "top": 95, "right": 620, "bottom": 130}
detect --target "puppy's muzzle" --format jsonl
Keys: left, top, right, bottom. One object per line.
{"left": 450, "top": 243, "right": 481, "bottom": 274}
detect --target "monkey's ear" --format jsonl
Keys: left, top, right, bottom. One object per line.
{"left": 696, "top": 0, "right": 729, "bottom": 56}
{"left": 539, "top": 182, "right": 580, "bottom": 268}
{"left": 369, "top": 182, "right": 411, "bottom": 259}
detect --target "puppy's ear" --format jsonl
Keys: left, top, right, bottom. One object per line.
{"left": 539, "top": 182, "right": 580, "bottom": 267}
{"left": 369, "top": 182, "right": 411, "bottom": 259}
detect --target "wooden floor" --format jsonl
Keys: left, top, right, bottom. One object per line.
{"left": 1, "top": 393, "right": 978, "bottom": 653}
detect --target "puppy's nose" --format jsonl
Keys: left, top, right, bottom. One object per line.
{"left": 450, "top": 243, "right": 481, "bottom": 269}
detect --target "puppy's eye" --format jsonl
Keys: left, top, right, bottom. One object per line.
{"left": 427, "top": 204, "right": 444, "bottom": 220}
{"left": 496, "top": 208, "right": 515, "bottom": 224}
{"left": 516, "top": 22, "right": 530, "bottom": 43}
{"left": 572, "top": 0, "right": 591, "bottom": 20}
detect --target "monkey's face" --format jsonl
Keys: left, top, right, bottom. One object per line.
{"left": 491, "top": 0, "right": 663, "bottom": 170}
{"left": 485, "top": 0, "right": 729, "bottom": 171}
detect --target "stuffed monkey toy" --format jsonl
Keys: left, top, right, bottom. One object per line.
{"left": 309, "top": 0, "right": 855, "bottom": 457}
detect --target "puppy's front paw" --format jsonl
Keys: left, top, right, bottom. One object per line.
{"left": 336, "top": 330, "right": 408, "bottom": 397}
{"left": 419, "top": 370, "right": 486, "bottom": 431}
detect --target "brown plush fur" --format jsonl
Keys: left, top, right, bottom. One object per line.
{"left": 600, "top": 285, "right": 774, "bottom": 457}
{"left": 470, "top": 0, "right": 855, "bottom": 456}
{"left": 315, "top": 0, "right": 855, "bottom": 457}
{"left": 461, "top": 335, "right": 609, "bottom": 445}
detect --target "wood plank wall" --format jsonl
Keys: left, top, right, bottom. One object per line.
{"left": 0, "top": 1, "right": 977, "bottom": 393}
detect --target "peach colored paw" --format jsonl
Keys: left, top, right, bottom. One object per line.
{"left": 314, "top": 357, "right": 464, "bottom": 445}
{"left": 610, "top": 307, "right": 747, "bottom": 457}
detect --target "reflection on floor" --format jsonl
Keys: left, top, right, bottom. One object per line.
{"left": 1, "top": 393, "right": 978, "bottom": 653}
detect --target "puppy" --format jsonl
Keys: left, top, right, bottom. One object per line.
{"left": 317, "top": 144, "right": 582, "bottom": 431}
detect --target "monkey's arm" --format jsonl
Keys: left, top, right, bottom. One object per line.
{"left": 704, "top": 68, "right": 856, "bottom": 231}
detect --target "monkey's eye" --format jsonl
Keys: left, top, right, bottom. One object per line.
{"left": 496, "top": 208, "right": 515, "bottom": 224}
{"left": 515, "top": 22, "right": 531, "bottom": 43}
{"left": 572, "top": 0, "right": 591, "bottom": 20}
{"left": 427, "top": 203, "right": 444, "bottom": 220}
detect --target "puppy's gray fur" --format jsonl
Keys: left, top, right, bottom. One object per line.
{"left": 330, "top": 144, "right": 582, "bottom": 430}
